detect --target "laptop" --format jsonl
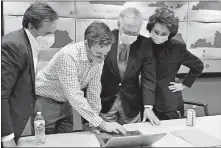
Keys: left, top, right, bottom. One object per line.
{"left": 96, "top": 130, "right": 166, "bottom": 147}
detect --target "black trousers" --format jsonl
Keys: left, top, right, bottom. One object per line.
{"left": 153, "top": 108, "right": 179, "bottom": 120}
{"left": 140, "top": 103, "right": 184, "bottom": 121}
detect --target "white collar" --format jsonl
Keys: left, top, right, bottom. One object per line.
{"left": 24, "top": 28, "right": 41, "bottom": 51}
{"left": 118, "top": 31, "right": 123, "bottom": 45}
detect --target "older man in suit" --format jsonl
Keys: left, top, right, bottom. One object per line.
{"left": 1, "top": 2, "right": 58, "bottom": 147}
{"left": 100, "top": 8, "right": 159, "bottom": 125}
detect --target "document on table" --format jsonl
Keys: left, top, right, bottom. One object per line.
{"left": 171, "top": 128, "right": 221, "bottom": 147}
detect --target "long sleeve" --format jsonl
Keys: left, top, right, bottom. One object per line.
{"left": 2, "top": 133, "right": 15, "bottom": 142}
{"left": 86, "top": 63, "right": 103, "bottom": 115}
{"left": 1, "top": 42, "right": 22, "bottom": 137}
{"left": 141, "top": 53, "right": 156, "bottom": 106}
{"left": 55, "top": 53, "right": 103, "bottom": 127}
{"left": 180, "top": 44, "right": 204, "bottom": 87}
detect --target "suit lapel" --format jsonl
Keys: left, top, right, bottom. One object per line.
{"left": 20, "top": 28, "right": 36, "bottom": 89}
{"left": 122, "top": 37, "right": 140, "bottom": 81}
{"left": 108, "top": 30, "right": 121, "bottom": 81}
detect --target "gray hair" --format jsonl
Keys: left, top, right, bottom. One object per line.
{"left": 119, "top": 7, "right": 143, "bottom": 25}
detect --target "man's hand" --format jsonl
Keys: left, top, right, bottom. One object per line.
{"left": 2, "top": 139, "right": 16, "bottom": 147}
{"left": 142, "top": 108, "right": 161, "bottom": 126}
{"left": 83, "top": 124, "right": 101, "bottom": 134}
{"left": 99, "top": 121, "right": 127, "bottom": 135}
{"left": 90, "top": 127, "right": 101, "bottom": 134}
{"left": 169, "top": 82, "right": 187, "bottom": 92}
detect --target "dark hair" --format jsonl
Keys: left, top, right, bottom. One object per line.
{"left": 84, "top": 21, "right": 115, "bottom": 48}
{"left": 146, "top": 8, "right": 179, "bottom": 39}
{"left": 22, "top": 2, "right": 58, "bottom": 29}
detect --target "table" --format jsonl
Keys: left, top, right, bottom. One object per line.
{"left": 18, "top": 115, "right": 221, "bottom": 147}
{"left": 124, "top": 115, "right": 221, "bottom": 147}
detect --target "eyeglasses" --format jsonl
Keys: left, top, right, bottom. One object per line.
{"left": 121, "top": 27, "right": 140, "bottom": 36}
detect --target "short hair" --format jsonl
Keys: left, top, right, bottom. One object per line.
{"left": 84, "top": 21, "right": 115, "bottom": 48}
{"left": 146, "top": 8, "right": 179, "bottom": 39}
{"left": 22, "top": 2, "right": 59, "bottom": 29}
{"left": 119, "top": 7, "right": 143, "bottom": 25}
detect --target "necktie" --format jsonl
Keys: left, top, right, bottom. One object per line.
{"left": 118, "top": 43, "right": 127, "bottom": 62}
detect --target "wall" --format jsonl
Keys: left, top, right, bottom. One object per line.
{"left": 3, "top": 1, "right": 221, "bottom": 73}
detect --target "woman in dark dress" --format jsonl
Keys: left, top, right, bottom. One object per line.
{"left": 144, "top": 8, "right": 204, "bottom": 124}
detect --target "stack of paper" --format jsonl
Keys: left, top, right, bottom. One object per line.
{"left": 171, "top": 128, "right": 221, "bottom": 147}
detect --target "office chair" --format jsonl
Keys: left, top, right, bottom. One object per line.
{"left": 182, "top": 100, "right": 209, "bottom": 116}
{"left": 174, "top": 77, "right": 210, "bottom": 118}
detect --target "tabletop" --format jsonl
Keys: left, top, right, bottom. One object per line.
{"left": 18, "top": 115, "right": 221, "bottom": 147}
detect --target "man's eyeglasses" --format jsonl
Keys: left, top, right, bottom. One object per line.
{"left": 121, "top": 27, "right": 140, "bottom": 36}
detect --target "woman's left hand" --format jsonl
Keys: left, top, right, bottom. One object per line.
{"left": 168, "top": 82, "right": 187, "bottom": 92}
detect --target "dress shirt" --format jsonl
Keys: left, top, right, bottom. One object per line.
{"left": 35, "top": 41, "right": 103, "bottom": 127}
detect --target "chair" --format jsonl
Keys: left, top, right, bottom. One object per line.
{"left": 183, "top": 100, "right": 209, "bottom": 116}
{"left": 175, "top": 77, "right": 209, "bottom": 117}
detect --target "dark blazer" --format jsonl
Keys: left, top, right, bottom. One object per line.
{"left": 1, "top": 28, "right": 36, "bottom": 143}
{"left": 100, "top": 30, "right": 156, "bottom": 118}
{"left": 153, "top": 39, "right": 204, "bottom": 112}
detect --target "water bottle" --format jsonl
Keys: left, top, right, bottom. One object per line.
{"left": 34, "top": 112, "right": 45, "bottom": 145}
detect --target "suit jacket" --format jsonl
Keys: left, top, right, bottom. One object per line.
{"left": 1, "top": 28, "right": 36, "bottom": 143}
{"left": 153, "top": 39, "right": 204, "bottom": 112}
{"left": 100, "top": 30, "right": 156, "bottom": 118}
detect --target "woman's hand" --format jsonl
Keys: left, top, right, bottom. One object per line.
{"left": 168, "top": 82, "right": 187, "bottom": 92}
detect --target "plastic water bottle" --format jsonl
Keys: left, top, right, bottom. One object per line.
{"left": 34, "top": 112, "right": 45, "bottom": 145}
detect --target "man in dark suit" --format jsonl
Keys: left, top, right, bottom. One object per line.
{"left": 100, "top": 8, "right": 159, "bottom": 125}
{"left": 1, "top": 3, "right": 58, "bottom": 147}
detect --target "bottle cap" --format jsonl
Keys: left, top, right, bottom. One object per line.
{"left": 192, "top": 105, "right": 197, "bottom": 109}
{"left": 37, "top": 112, "right": 41, "bottom": 115}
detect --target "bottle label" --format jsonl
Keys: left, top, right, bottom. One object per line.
{"left": 34, "top": 120, "right": 45, "bottom": 133}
